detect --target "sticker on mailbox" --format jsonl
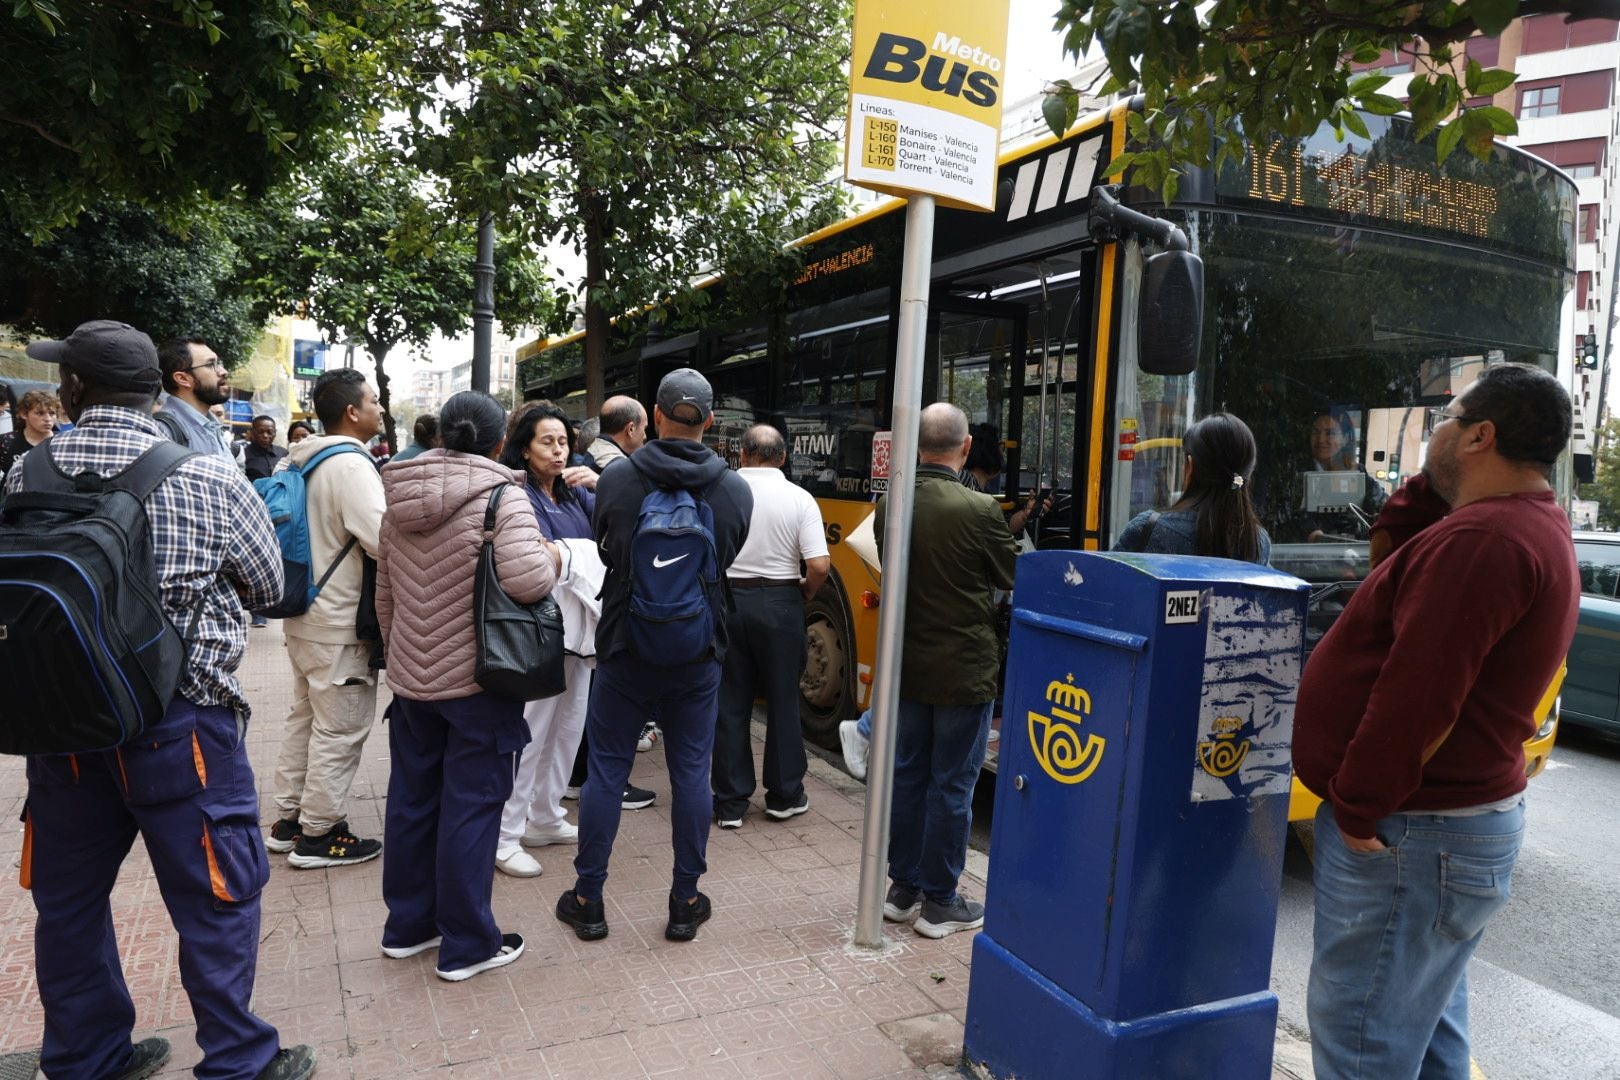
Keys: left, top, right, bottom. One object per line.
{"left": 1164, "top": 590, "right": 1201, "bottom": 624}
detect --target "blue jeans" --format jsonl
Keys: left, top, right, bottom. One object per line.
{"left": 887, "top": 698, "right": 992, "bottom": 904}
{"left": 1308, "top": 799, "right": 1525, "bottom": 1080}
{"left": 573, "top": 653, "right": 721, "bottom": 901}
{"left": 856, "top": 708, "right": 872, "bottom": 740}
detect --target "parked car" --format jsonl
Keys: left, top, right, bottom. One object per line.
{"left": 1565, "top": 531, "right": 1620, "bottom": 738}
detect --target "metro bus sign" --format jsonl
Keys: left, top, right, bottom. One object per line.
{"left": 871, "top": 430, "right": 893, "bottom": 493}
{"left": 844, "top": 0, "right": 1011, "bottom": 211}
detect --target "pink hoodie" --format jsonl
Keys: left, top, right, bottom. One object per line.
{"left": 377, "top": 450, "right": 556, "bottom": 700}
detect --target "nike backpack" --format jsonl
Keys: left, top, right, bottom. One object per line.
{"left": 252, "top": 444, "right": 366, "bottom": 619}
{"left": 624, "top": 456, "right": 721, "bottom": 665}
{"left": 0, "top": 440, "right": 201, "bottom": 755}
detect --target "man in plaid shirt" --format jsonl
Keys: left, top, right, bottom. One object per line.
{"left": 8, "top": 322, "right": 315, "bottom": 1080}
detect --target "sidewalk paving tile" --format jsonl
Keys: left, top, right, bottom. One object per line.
{"left": 0, "top": 624, "right": 1309, "bottom": 1078}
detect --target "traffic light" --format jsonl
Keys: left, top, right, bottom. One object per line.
{"left": 1582, "top": 332, "right": 1599, "bottom": 369}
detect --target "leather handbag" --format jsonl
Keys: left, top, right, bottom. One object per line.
{"left": 473, "top": 484, "right": 567, "bottom": 701}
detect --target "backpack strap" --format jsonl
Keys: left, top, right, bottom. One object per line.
{"left": 108, "top": 441, "right": 199, "bottom": 501}
{"left": 295, "top": 442, "right": 371, "bottom": 481}
{"left": 299, "top": 443, "right": 372, "bottom": 603}
{"left": 153, "top": 411, "right": 188, "bottom": 446}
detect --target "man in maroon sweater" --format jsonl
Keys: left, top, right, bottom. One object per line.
{"left": 1293, "top": 363, "right": 1579, "bottom": 1080}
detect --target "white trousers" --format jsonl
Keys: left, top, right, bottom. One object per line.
{"left": 498, "top": 655, "right": 592, "bottom": 856}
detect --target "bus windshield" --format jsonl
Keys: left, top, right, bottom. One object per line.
{"left": 1113, "top": 212, "right": 1569, "bottom": 585}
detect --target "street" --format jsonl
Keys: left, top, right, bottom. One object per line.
{"left": 1270, "top": 727, "right": 1620, "bottom": 1080}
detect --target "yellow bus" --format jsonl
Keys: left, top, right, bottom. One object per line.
{"left": 519, "top": 100, "right": 1574, "bottom": 814}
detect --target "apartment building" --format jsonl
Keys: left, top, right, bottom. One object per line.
{"left": 1370, "top": 14, "right": 1620, "bottom": 445}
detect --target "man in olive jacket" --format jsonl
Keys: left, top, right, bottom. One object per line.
{"left": 873, "top": 402, "right": 1019, "bottom": 939}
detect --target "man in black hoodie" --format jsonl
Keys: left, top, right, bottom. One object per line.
{"left": 557, "top": 368, "right": 752, "bottom": 944}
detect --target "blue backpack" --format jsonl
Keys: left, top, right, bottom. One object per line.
{"left": 625, "top": 457, "right": 722, "bottom": 665}
{"left": 252, "top": 444, "right": 367, "bottom": 619}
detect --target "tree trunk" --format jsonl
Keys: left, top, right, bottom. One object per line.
{"left": 372, "top": 343, "right": 397, "bottom": 455}
{"left": 582, "top": 190, "right": 609, "bottom": 416}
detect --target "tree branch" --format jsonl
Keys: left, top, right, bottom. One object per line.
{"left": 0, "top": 113, "right": 73, "bottom": 152}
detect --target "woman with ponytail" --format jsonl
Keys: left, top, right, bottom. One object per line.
{"left": 1114, "top": 412, "right": 1271, "bottom": 565}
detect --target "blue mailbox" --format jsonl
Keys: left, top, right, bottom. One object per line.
{"left": 963, "top": 550, "right": 1309, "bottom": 1080}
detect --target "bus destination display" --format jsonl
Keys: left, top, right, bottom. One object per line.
{"left": 1243, "top": 140, "right": 1496, "bottom": 239}
{"left": 1213, "top": 115, "right": 1575, "bottom": 267}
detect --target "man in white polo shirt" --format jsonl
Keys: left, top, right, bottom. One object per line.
{"left": 711, "top": 424, "right": 830, "bottom": 828}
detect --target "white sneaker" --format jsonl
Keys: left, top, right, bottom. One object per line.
{"left": 522, "top": 821, "right": 579, "bottom": 847}
{"left": 637, "top": 723, "right": 661, "bottom": 752}
{"left": 381, "top": 936, "right": 442, "bottom": 959}
{"left": 563, "top": 786, "right": 582, "bottom": 801}
{"left": 717, "top": 817, "right": 743, "bottom": 830}
{"left": 495, "top": 849, "right": 543, "bottom": 878}
{"left": 839, "top": 720, "right": 870, "bottom": 781}
{"left": 436, "top": 933, "right": 524, "bottom": 982}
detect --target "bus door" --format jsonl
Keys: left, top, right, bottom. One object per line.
{"left": 925, "top": 299, "right": 1027, "bottom": 506}
{"left": 637, "top": 331, "right": 702, "bottom": 409}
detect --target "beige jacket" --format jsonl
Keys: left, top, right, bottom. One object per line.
{"left": 280, "top": 435, "right": 386, "bottom": 645}
{"left": 376, "top": 450, "right": 557, "bottom": 700}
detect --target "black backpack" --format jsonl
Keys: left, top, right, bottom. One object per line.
{"left": 0, "top": 441, "right": 202, "bottom": 755}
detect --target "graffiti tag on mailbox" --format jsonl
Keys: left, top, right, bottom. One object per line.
{"left": 1190, "top": 594, "right": 1300, "bottom": 801}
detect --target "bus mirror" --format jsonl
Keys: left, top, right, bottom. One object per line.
{"left": 1138, "top": 249, "right": 1203, "bottom": 376}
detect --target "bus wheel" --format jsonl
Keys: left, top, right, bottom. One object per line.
{"left": 800, "top": 591, "right": 853, "bottom": 751}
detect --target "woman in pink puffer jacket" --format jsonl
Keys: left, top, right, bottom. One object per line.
{"left": 375, "top": 390, "right": 560, "bottom": 983}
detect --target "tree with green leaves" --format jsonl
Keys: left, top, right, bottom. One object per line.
{"left": 2, "top": 0, "right": 438, "bottom": 232}
{"left": 237, "top": 147, "right": 567, "bottom": 451}
{"left": 1580, "top": 417, "right": 1620, "bottom": 529}
{"left": 417, "top": 0, "right": 851, "bottom": 413}
{"left": 0, "top": 202, "right": 264, "bottom": 368}
{"left": 1043, "top": 1, "right": 1612, "bottom": 201}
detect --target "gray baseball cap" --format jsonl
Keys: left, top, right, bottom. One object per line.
{"left": 657, "top": 367, "right": 713, "bottom": 424}
{"left": 25, "top": 320, "right": 162, "bottom": 395}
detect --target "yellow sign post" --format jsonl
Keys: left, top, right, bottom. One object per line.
{"left": 845, "top": 0, "right": 1011, "bottom": 949}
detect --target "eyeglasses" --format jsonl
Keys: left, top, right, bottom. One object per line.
{"left": 1424, "top": 406, "right": 1484, "bottom": 434}
{"left": 185, "top": 360, "right": 225, "bottom": 373}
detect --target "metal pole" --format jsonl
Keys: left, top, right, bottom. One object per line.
{"left": 472, "top": 211, "right": 495, "bottom": 393}
{"left": 855, "top": 194, "right": 935, "bottom": 948}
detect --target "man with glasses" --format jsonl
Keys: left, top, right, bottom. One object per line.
{"left": 1293, "top": 363, "right": 1581, "bottom": 1080}
{"left": 155, "top": 337, "right": 235, "bottom": 459}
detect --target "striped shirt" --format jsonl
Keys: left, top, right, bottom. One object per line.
{"left": 3, "top": 406, "right": 283, "bottom": 716}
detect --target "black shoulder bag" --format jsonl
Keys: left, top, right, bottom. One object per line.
{"left": 473, "top": 484, "right": 567, "bottom": 701}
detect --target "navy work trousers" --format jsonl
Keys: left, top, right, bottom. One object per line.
{"left": 24, "top": 700, "right": 280, "bottom": 1080}
{"left": 382, "top": 693, "right": 527, "bottom": 972}
{"left": 573, "top": 652, "right": 721, "bottom": 902}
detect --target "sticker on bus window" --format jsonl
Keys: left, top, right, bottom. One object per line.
{"left": 871, "top": 430, "right": 892, "bottom": 493}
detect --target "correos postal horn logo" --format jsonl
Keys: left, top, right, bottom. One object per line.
{"left": 862, "top": 31, "right": 1001, "bottom": 108}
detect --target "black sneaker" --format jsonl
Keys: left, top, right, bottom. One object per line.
{"left": 622, "top": 784, "right": 656, "bottom": 810}
{"left": 286, "top": 821, "right": 382, "bottom": 869}
{"left": 114, "top": 1037, "right": 171, "bottom": 1080}
{"left": 764, "top": 792, "right": 810, "bottom": 821}
{"left": 665, "top": 891, "right": 712, "bottom": 942}
{"left": 915, "top": 895, "right": 985, "bottom": 939}
{"left": 264, "top": 818, "right": 300, "bottom": 854}
{"left": 253, "top": 1044, "right": 316, "bottom": 1080}
{"left": 883, "top": 883, "right": 922, "bottom": 922}
{"left": 436, "top": 932, "right": 524, "bottom": 982}
{"left": 555, "top": 889, "right": 609, "bottom": 941}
